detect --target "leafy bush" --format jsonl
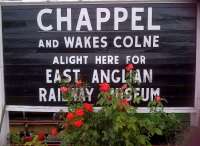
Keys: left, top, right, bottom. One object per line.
{"left": 56, "top": 64, "right": 178, "bottom": 146}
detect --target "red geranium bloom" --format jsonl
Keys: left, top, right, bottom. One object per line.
{"left": 83, "top": 103, "right": 93, "bottom": 112}
{"left": 99, "top": 83, "right": 110, "bottom": 92}
{"left": 37, "top": 131, "right": 45, "bottom": 141}
{"left": 73, "top": 120, "right": 84, "bottom": 128}
{"left": 155, "top": 96, "right": 161, "bottom": 103}
{"left": 24, "top": 136, "right": 33, "bottom": 142}
{"left": 120, "top": 99, "right": 129, "bottom": 106}
{"left": 75, "top": 108, "right": 85, "bottom": 116}
{"left": 51, "top": 128, "right": 58, "bottom": 137}
{"left": 76, "top": 80, "right": 83, "bottom": 87}
{"left": 66, "top": 112, "right": 75, "bottom": 120}
{"left": 125, "top": 64, "right": 134, "bottom": 72}
{"left": 60, "top": 86, "right": 69, "bottom": 94}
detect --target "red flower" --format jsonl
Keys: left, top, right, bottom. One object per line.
{"left": 76, "top": 80, "right": 83, "bottom": 87}
{"left": 99, "top": 83, "right": 110, "bottom": 92}
{"left": 60, "top": 86, "right": 69, "bottom": 94}
{"left": 125, "top": 64, "right": 134, "bottom": 72}
{"left": 24, "top": 136, "right": 32, "bottom": 142}
{"left": 51, "top": 128, "right": 58, "bottom": 137}
{"left": 120, "top": 99, "right": 129, "bottom": 106}
{"left": 155, "top": 96, "right": 161, "bottom": 103}
{"left": 83, "top": 103, "right": 93, "bottom": 112}
{"left": 66, "top": 112, "right": 75, "bottom": 120}
{"left": 37, "top": 131, "right": 45, "bottom": 141}
{"left": 121, "top": 84, "right": 128, "bottom": 90}
{"left": 73, "top": 120, "right": 84, "bottom": 128}
{"left": 75, "top": 108, "right": 84, "bottom": 116}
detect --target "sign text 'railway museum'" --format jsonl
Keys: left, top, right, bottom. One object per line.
{"left": 3, "top": 3, "right": 196, "bottom": 107}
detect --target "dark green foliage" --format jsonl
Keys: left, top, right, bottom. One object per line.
{"left": 58, "top": 68, "right": 180, "bottom": 146}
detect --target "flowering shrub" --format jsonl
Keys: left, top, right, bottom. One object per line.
{"left": 10, "top": 131, "right": 48, "bottom": 146}
{"left": 55, "top": 64, "right": 179, "bottom": 146}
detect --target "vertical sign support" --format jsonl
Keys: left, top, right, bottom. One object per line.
{"left": 191, "top": 2, "right": 200, "bottom": 127}
{"left": 0, "top": 5, "right": 9, "bottom": 146}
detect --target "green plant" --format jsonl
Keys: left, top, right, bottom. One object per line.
{"left": 23, "top": 136, "right": 48, "bottom": 146}
{"left": 56, "top": 64, "right": 177, "bottom": 146}
{"left": 162, "top": 113, "right": 182, "bottom": 144}
{"left": 9, "top": 131, "right": 48, "bottom": 146}
{"left": 10, "top": 133, "right": 21, "bottom": 145}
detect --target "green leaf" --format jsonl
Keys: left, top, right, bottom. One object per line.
{"left": 154, "top": 128, "right": 162, "bottom": 135}
{"left": 137, "top": 135, "right": 147, "bottom": 145}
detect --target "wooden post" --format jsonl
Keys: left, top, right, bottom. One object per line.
{"left": 190, "top": 1, "right": 200, "bottom": 127}
{"left": 0, "top": 5, "right": 10, "bottom": 146}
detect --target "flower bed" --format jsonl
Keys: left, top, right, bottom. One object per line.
{"left": 9, "top": 64, "right": 181, "bottom": 146}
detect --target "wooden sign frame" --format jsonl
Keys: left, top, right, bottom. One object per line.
{"left": 0, "top": 1, "right": 199, "bottom": 145}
